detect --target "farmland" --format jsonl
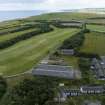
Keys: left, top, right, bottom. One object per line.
{"left": 0, "top": 28, "right": 79, "bottom": 76}
{"left": 87, "top": 24, "right": 105, "bottom": 32}
{"left": 28, "top": 12, "right": 105, "bottom": 21}
{"left": 1, "top": 12, "right": 105, "bottom": 105}
{"left": 0, "top": 28, "right": 37, "bottom": 43}
{"left": 80, "top": 32, "right": 105, "bottom": 55}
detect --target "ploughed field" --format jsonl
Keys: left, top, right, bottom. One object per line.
{"left": 0, "top": 25, "right": 79, "bottom": 76}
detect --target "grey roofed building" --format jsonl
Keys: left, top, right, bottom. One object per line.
{"left": 100, "top": 56, "right": 105, "bottom": 69}
{"left": 60, "top": 88, "right": 81, "bottom": 97}
{"left": 32, "top": 64, "right": 80, "bottom": 79}
{"left": 59, "top": 21, "right": 83, "bottom": 28}
{"left": 55, "top": 88, "right": 81, "bottom": 102}
{"left": 80, "top": 85, "right": 105, "bottom": 94}
{"left": 56, "top": 85, "right": 105, "bottom": 102}
{"left": 91, "top": 58, "right": 105, "bottom": 79}
{"left": 60, "top": 49, "right": 74, "bottom": 55}
{"left": 61, "top": 23, "right": 82, "bottom": 27}
{"left": 84, "top": 101, "right": 101, "bottom": 105}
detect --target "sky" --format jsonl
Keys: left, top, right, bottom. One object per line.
{"left": 0, "top": 0, "right": 105, "bottom": 11}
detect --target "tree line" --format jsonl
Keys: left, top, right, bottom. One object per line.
{"left": 0, "top": 24, "right": 39, "bottom": 36}
{"left": 0, "top": 76, "right": 7, "bottom": 100}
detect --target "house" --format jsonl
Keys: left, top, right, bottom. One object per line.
{"left": 83, "top": 101, "right": 101, "bottom": 105}
{"left": 61, "top": 88, "right": 81, "bottom": 97}
{"left": 55, "top": 85, "right": 105, "bottom": 102}
{"left": 60, "top": 49, "right": 74, "bottom": 55}
{"left": 55, "top": 88, "right": 81, "bottom": 102}
{"left": 91, "top": 58, "right": 105, "bottom": 79}
{"left": 80, "top": 85, "right": 105, "bottom": 94}
{"left": 32, "top": 64, "right": 81, "bottom": 79}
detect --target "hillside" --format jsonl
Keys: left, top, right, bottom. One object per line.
{"left": 0, "top": 12, "right": 105, "bottom": 76}
{"left": 1, "top": 11, "right": 105, "bottom": 105}
{"left": 25, "top": 12, "right": 105, "bottom": 21}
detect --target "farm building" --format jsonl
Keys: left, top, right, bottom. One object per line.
{"left": 100, "top": 56, "right": 105, "bottom": 69}
{"left": 91, "top": 57, "right": 105, "bottom": 79}
{"left": 59, "top": 21, "right": 83, "bottom": 28}
{"left": 32, "top": 64, "right": 81, "bottom": 79}
{"left": 80, "top": 85, "right": 105, "bottom": 94}
{"left": 56, "top": 85, "right": 105, "bottom": 101}
{"left": 60, "top": 88, "right": 81, "bottom": 97}
{"left": 61, "top": 23, "right": 82, "bottom": 27}
{"left": 60, "top": 49, "right": 74, "bottom": 55}
{"left": 55, "top": 88, "right": 81, "bottom": 102}
{"left": 83, "top": 101, "right": 101, "bottom": 105}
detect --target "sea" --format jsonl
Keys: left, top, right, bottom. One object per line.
{"left": 0, "top": 10, "right": 45, "bottom": 22}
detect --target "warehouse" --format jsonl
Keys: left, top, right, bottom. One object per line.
{"left": 60, "top": 49, "right": 74, "bottom": 55}
{"left": 32, "top": 64, "right": 81, "bottom": 79}
{"left": 83, "top": 101, "right": 101, "bottom": 105}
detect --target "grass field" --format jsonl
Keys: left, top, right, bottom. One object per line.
{"left": 0, "top": 28, "right": 79, "bottom": 76}
{"left": 87, "top": 19, "right": 105, "bottom": 24}
{"left": 80, "top": 32, "right": 105, "bottom": 55}
{"left": 0, "top": 28, "right": 38, "bottom": 43}
{"left": 27, "top": 12, "right": 105, "bottom": 21}
{"left": 62, "top": 56, "right": 79, "bottom": 69}
{"left": 87, "top": 24, "right": 105, "bottom": 32}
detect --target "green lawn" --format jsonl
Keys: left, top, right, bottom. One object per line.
{"left": 61, "top": 55, "right": 79, "bottom": 69}
{"left": 0, "top": 28, "right": 79, "bottom": 76}
{"left": 0, "top": 28, "right": 38, "bottom": 43}
{"left": 87, "top": 24, "right": 105, "bottom": 32}
{"left": 80, "top": 32, "right": 105, "bottom": 55}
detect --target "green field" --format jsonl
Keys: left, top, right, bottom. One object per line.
{"left": 1, "top": 12, "right": 105, "bottom": 105}
{"left": 0, "top": 28, "right": 79, "bottom": 76}
{"left": 87, "top": 18, "right": 105, "bottom": 24}
{"left": 87, "top": 24, "right": 105, "bottom": 32}
{"left": 80, "top": 32, "right": 105, "bottom": 55}
{"left": 0, "top": 28, "right": 38, "bottom": 43}
{"left": 27, "top": 12, "right": 105, "bottom": 21}
{"left": 62, "top": 56, "right": 79, "bottom": 69}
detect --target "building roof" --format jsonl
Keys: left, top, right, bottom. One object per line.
{"left": 59, "top": 88, "right": 81, "bottom": 97}
{"left": 84, "top": 101, "right": 101, "bottom": 105}
{"left": 100, "top": 56, "right": 105, "bottom": 69}
{"left": 60, "top": 49, "right": 74, "bottom": 55}
{"left": 32, "top": 64, "right": 79, "bottom": 79}
{"left": 92, "top": 58, "right": 105, "bottom": 78}
{"left": 80, "top": 85, "right": 104, "bottom": 92}
{"left": 61, "top": 23, "right": 82, "bottom": 26}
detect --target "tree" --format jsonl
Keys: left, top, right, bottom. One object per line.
{"left": 0, "top": 76, "right": 7, "bottom": 100}
{"left": 6, "top": 77, "right": 56, "bottom": 105}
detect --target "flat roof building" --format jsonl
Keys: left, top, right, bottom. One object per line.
{"left": 84, "top": 101, "right": 101, "bottom": 105}
{"left": 60, "top": 49, "right": 74, "bottom": 55}
{"left": 32, "top": 64, "right": 81, "bottom": 79}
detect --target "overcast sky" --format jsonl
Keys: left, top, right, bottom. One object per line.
{"left": 0, "top": 0, "right": 105, "bottom": 11}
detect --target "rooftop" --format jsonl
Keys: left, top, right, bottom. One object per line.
{"left": 32, "top": 64, "right": 81, "bottom": 79}
{"left": 84, "top": 101, "right": 101, "bottom": 105}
